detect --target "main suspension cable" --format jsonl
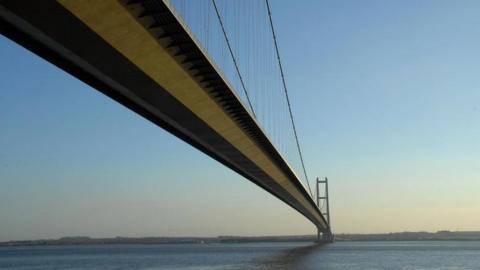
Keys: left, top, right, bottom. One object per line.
{"left": 211, "top": 0, "right": 256, "bottom": 118}
{"left": 265, "top": 0, "right": 313, "bottom": 198}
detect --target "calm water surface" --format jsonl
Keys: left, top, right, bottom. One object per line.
{"left": 1, "top": 241, "right": 479, "bottom": 269}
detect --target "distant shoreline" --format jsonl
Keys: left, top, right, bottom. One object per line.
{"left": 2, "top": 231, "right": 480, "bottom": 246}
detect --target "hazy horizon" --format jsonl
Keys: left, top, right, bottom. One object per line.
{"left": 4, "top": 229, "right": 480, "bottom": 243}
{"left": 1, "top": 0, "right": 480, "bottom": 242}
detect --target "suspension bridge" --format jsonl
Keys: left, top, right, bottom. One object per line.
{"left": 0, "top": 0, "right": 333, "bottom": 242}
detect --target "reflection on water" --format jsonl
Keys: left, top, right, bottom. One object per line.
{"left": 1, "top": 241, "right": 480, "bottom": 269}
{"left": 256, "top": 241, "right": 480, "bottom": 270}
{"left": 254, "top": 243, "right": 326, "bottom": 270}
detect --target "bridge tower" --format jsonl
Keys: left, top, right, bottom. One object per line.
{"left": 316, "top": 177, "right": 334, "bottom": 243}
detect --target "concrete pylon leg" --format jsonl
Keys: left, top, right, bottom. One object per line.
{"left": 317, "top": 228, "right": 334, "bottom": 243}
{"left": 316, "top": 177, "right": 333, "bottom": 243}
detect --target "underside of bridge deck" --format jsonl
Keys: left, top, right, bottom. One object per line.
{"left": 0, "top": 0, "right": 328, "bottom": 231}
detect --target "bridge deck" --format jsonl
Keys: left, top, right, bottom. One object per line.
{"left": 0, "top": 0, "right": 328, "bottom": 231}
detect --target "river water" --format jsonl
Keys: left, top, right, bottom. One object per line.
{"left": 1, "top": 241, "right": 479, "bottom": 269}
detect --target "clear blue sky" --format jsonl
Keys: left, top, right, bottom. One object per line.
{"left": 1, "top": 0, "right": 480, "bottom": 241}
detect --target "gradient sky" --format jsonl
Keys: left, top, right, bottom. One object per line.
{"left": 1, "top": 0, "right": 480, "bottom": 242}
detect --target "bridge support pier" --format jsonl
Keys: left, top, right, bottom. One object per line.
{"left": 317, "top": 229, "right": 334, "bottom": 243}
{"left": 316, "top": 177, "right": 334, "bottom": 243}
